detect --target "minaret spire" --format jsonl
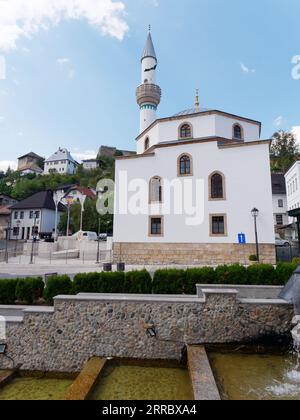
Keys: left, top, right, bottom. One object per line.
{"left": 136, "top": 29, "right": 161, "bottom": 134}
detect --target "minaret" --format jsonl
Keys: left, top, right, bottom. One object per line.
{"left": 136, "top": 28, "right": 161, "bottom": 133}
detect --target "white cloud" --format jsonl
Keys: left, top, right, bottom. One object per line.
{"left": 0, "top": 0, "right": 129, "bottom": 51}
{"left": 274, "top": 116, "right": 284, "bottom": 127}
{"left": 72, "top": 149, "right": 97, "bottom": 162}
{"left": 292, "top": 126, "right": 300, "bottom": 143}
{"left": 240, "top": 62, "right": 255, "bottom": 74}
{"left": 57, "top": 57, "right": 74, "bottom": 79}
{"left": 0, "top": 160, "right": 17, "bottom": 171}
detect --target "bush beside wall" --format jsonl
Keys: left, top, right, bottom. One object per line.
{"left": 153, "top": 269, "right": 187, "bottom": 294}
{"left": 124, "top": 270, "right": 152, "bottom": 294}
{"left": 0, "top": 279, "right": 18, "bottom": 305}
{"left": 0, "top": 263, "right": 298, "bottom": 305}
{"left": 16, "top": 277, "right": 44, "bottom": 305}
{"left": 43, "top": 275, "right": 73, "bottom": 304}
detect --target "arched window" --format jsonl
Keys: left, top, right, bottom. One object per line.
{"left": 179, "top": 123, "right": 192, "bottom": 139}
{"left": 209, "top": 172, "right": 226, "bottom": 200}
{"left": 178, "top": 154, "right": 192, "bottom": 176}
{"left": 233, "top": 124, "right": 243, "bottom": 140}
{"left": 149, "top": 177, "right": 163, "bottom": 203}
{"left": 144, "top": 137, "right": 150, "bottom": 151}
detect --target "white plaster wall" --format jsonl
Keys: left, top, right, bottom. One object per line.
{"left": 44, "top": 160, "right": 77, "bottom": 175}
{"left": 136, "top": 113, "right": 261, "bottom": 154}
{"left": 10, "top": 208, "right": 63, "bottom": 239}
{"left": 141, "top": 57, "right": 156, "bottom": 84}
{"left": 272, "top": 194, "right": 289, "bottom": 225}
{"left": 286, "top": 163, "right": 300, "bottom": 211}
{"left": 114, "top": 141, "right": 274, "bottom": 245}
{"left": 214, "top": 114, "right": 260, "bottom": 141}
{"left": 10, "top": 209, "right": 42, "bottom": 239}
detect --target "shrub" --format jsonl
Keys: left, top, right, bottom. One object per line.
{"left": 16, "top": 277, "right": 44, "bottom": 304}
{"left": 124, "top": 270, "right": 152, "bottom": 294}
{"left": 246, "top": 264, "right": 275, "bottom": 285}
{"left": 153, "top": 269, "right": 187, "bottom": 294}
{"left": 215, "top": 264, "right": 247, "bottom": 285}
{"left": 43, "top": 275, "right": 72, "bottom": 304}
{"left": 0, "top": 279, "right": 18, "bottom": 304}
{"left": 186, "top": 267, "right": 217, "bottom": 294}
{"left": 97, "top": 272, "right": 125, "bottom": 293}
{"left": 249, "top": 255, "right": 258, "bottom": 262}
{"left": 292, "top": 258, "right": 300, "bottom": 265}
{"left": 275, "top": 263, "right": 298, "bottom": 285}
{"left": 73, "top": 272, "right": 100, "bottom": 294}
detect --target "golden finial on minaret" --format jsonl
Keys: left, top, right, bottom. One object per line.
{"left": 195, "top": 89, "right": 199, "bottom": 112}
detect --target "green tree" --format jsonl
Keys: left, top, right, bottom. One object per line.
{"left": 270, "top": 130, "right": 299, "bottom": 173}
{"left": 58, "top": 200, "right": 113, "bottom": 235}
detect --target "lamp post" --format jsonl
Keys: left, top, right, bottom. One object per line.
{"left": 251, "top": 208, "right": 260, "bottom": 262}
{"left": 96, "top": 215, "right": 101, "bottom": 264}
{"left": 29, "top": 211, "right": 38, "bottom": 265}
{"left": 4, "top": 219, "right": 11, "bottom": 264}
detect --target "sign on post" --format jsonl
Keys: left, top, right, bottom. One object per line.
{"left": 238, "top": 233, "right": 246, "bottom": 244}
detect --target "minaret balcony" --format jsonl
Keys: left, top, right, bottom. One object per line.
{"left": 136, "top": 83, "right": 162, "bottom": 107}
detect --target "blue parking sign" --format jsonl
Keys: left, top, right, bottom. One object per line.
{"left": 238, "top": 233, "right": 246, "bottom": 244}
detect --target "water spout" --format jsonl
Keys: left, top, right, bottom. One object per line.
{"left": 291, "top": 316, "right": 300, "bottom": 351}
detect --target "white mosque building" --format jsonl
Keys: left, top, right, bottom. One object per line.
{"left": 113, "top": 30, "right": 275, "bottom": 265}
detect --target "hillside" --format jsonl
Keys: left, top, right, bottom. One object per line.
{"left": 0, "top": 156, "right": 115, "bottom": 201}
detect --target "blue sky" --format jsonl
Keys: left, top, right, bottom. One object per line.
{"left": 0, "top": 0, "right": 299, "bottom": 170}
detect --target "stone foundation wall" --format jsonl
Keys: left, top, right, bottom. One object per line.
{"left": 0, "top": 290, "right": 292, "bottom": 373}
{"left": 113, "top": 243, "right": 276, "bottom": 265}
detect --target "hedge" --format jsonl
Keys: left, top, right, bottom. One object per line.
{"left": 0, "top": 263, "right": 298, "bottom": 305}
{"left": 153, "top": 269, "right": 187, "bottom": 294}
{"left": 124, "top": 270, "right": 152, "bottom": 294}
{"left": 215, "top": 264, "right": 248, "bottom": 285}
{"left": 186, "top": 268, "right": 216, "bottom": 294}
{"left": 97, "top": 272, "right": 125, "bottom": 293}
{"left": 275, "top": 263, "right": 298, "bottom": 286}
{"left": 16, "top": 277, "right": 44, "bottom": 304}
{"left": 73, "top": 272, "right": 100, "bottom": 294}
{"left": 43, "top": 275, "right": 73, "bottom": 304}
{"left": 0, "top": 279, "right": 18, "bottom": 304}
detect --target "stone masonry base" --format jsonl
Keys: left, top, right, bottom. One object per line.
{"left": 113, "top": 243, "right": 276, "bottom": 265}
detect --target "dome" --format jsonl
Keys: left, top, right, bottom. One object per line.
{"left": 173, "top": 107, "right": 212, "bottom": 117}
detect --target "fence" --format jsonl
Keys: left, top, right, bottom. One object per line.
{"left": 276, "top": 244, "right": 300, "bottom": 263}
{"left": 0, "top": 246, "right": 113, "bottom": 265}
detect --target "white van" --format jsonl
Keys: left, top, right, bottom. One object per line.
{"left": 72, "top": 231, "right": 98, "bottom": 242}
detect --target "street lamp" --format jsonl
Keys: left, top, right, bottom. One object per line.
{"left": 4, "top": 219, "right": 11, "bottom": 264}
{"left": 251, "top": 208, "right": 260, "bottom": 262}
{"left": 29, "top": 211, "right": 39, "bottom": 265}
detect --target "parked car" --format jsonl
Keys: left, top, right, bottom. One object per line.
{"left": 275, "top": 238, "right": 291, "bottom": 247}
{"left": 72, "top": 231, "right": 98, "bottom": 241}
{"left": 99, "top": 233, "right": 108, "bottom": 242}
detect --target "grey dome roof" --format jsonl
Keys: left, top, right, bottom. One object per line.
{"left": 173, "top": 107, "right": 212, "bottom": 117}
{"left": 142, "top": 32, "right": 157, "bottom": 61}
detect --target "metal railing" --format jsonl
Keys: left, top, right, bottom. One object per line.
{"left": 276, "top": 244, "right": 300, "bottom": 263}
{"left": 0, "top": 248, "right": 113, "bottom": 265}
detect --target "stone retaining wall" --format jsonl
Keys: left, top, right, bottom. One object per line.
{"left": 0, "top": 290, "right": 293, "bottom": 373}
{"left": 113, "top": 243, "right": 276, "bottom": 265}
